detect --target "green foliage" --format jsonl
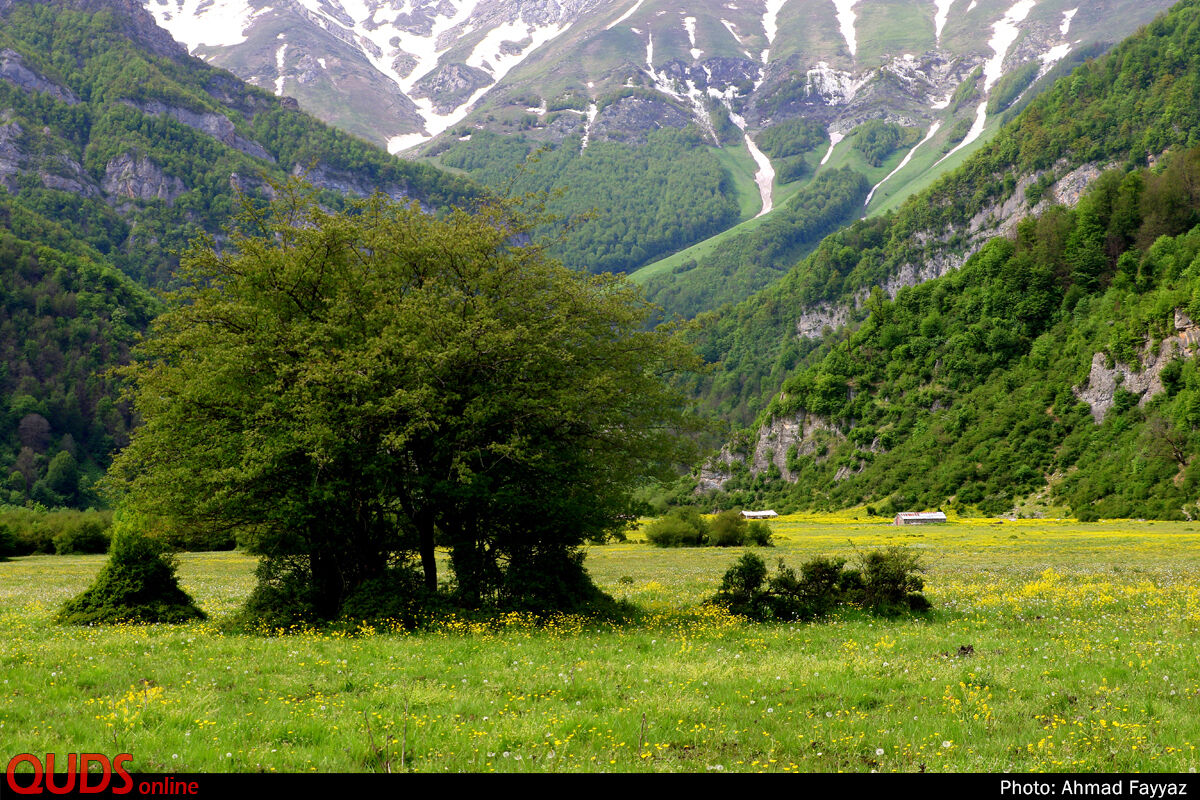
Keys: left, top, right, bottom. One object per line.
{"left": 852, "top": 121, "right": 921, "bottom": 168}
{"left": 746, "top": 519, "right": 774, "bottom": 546}
{"left": 695, "top": 146, "right": 1200, "bottom": 520}
{"left": 0, "top": 523, "right": 15, "bottom": 561}
{"left": 987, "top": 61, "right": 1040, "bottom": 114}
{"left": 0, "top": 507, "right": 113, "bottom": 555}
{"left": 439, "top": 128, "right": 737, "bottom": 274}
{"left": 755, "top": 119, "right": 827, "bottom": 160}
{"left": 942, "top": 117, "right": 973, "bottom": 152}
{"left": 707, "top": 509, "right": 748, "bottom": 546}
{"left": 50, "top": 516, "right": 109, "bottom": 554}
{"left": 55, "top": 516, "right": 205, "bottom": 625}
{"left": 339, "top": 566, "right": 451, "bottom": 629}
{"left": 641, "top": 168, "right": 870, "bottom": 318}
{"left": 711, "top": 547, "right": 930, "bottom": 621}
{"left": 950, "top": 66, "right": 984, "bottom": 113}
{"left": 644, "top": 507, "right": 710, "bottom": 547}
{"left": 106, "top": 182, "right": 702, "bottom": 619}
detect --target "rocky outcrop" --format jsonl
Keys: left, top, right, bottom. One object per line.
{"left": 411, "top": 63, "right": 493, "bottom": 115}
{"left": 1075, "top": 310, "right": 1200, "bottom": 423}
{"left": 291, "top": 163, "right": 423, "bottom": 208}
{"left": 39, "top": 154, "right": 99, "bottom": 197}
{"left": 795, "top": 161, "right": 1104, "bottom": 342}
{"left": 102, "top": 153, "right": 187, "bottom": 204}
{"left": 0, "top": 118, "right": 23, "bottom": 193}
{"left": 591, "top": 95, "right": 692, "bottom": 144}
{"left": 0, "top": 49, "right": 79, "bottom": 105}
{"left": 696, "top": 410, "right": 846, "bottom": 492}
{"left": 127, "top": 100, "right": 274, "bottom": 162}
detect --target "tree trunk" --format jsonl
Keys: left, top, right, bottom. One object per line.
{"left": 416, "top": 513, "right": 437, "bottom": 592}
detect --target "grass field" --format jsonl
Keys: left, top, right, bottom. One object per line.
{"left": 3, "top": 514, "right": 1200, "bottom": 773}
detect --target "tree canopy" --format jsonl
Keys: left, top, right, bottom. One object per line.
{"left": 105, "top": 183, "right": 701, "bottom": 619}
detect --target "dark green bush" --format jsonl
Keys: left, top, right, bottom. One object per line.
{"left": 712, "top": 552, "right": 771, "bottom": 619}
{"left": 0, "top": 523, "right": 16, "bottom": 561}
{"left": 644, "top": 507, "right": 709, "bottom": 547}
{"left": 710, "top": 547, "right": 931, "bottom": 621}
{"left": 746, "top": 520, "right": 774, "bottom": 546}
{"left": 708, "top": 509, "right": 747, "bottom": 546}
{"left": 56, "top": 518, "right": 206, "bottom": 625}
{"left": 341, "top": 565, "right": 451, "bottom": 628}
{"left": 52, "top": 519, "right": 110, "bottom": 554}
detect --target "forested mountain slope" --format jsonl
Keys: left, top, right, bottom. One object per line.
{"left": 0, "top": 0, "right": 473, "bottom": 507}
{"left": 144, "top": 0, "right": 1177, "bottom": 313}
{"left": 687, "top": 0, "right": 1200, "bottom": 428}
{"left": 691, "top": 0, "right": 1200, "bottom": 519}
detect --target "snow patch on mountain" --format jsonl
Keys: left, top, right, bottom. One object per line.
{"left": 820, "top": 130, "right": 845, "bottom": 165}
{"left": 606, "top": 0, "right": 644, "bottom": 30}
{"left": 467, "top": 20, "right": 571, "bottom": 82}
{"left": 274, "top": 41, "right": 288, "bottom": 95}
{"left": 831, "top": 0, "right": 859, "bottom": 57}
{"left": 933, "top": 0, "right": 955, "bottom": 43}
{"left": 936, "top": 0, "right": 1034, "bottom": 166}
{"left": 1040, "top": 42, "right": 1071, "bottom": 65}
{"left": 145, "top": 0, "right": 264, "bottom": 49}
{"left": 683, "top": 16, "right": 702, "bottom": 59}
{"left": 761, "top": 0, "right": 787, "bottom": 62}
{"left": 1060, "top": 7, "right": 1078, "bottom": 36}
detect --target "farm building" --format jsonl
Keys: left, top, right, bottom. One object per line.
{"left": 893, "top": 511, "right": 947, "bottom": 525}
{"left": 741, "top": 510, "right": 779, "bottom": 519}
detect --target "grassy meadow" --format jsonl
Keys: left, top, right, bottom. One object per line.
{"left": 2, "top": 514, "right": 1200, "bottom": 773}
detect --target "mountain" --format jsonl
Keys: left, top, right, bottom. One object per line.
{"left": 140, "top": 0, "right": 1177, "bottom": 301}
{"left": 686, "top": 0, "right": 1200, "bottom": 520}
{"left": 0, "top": 0, "right": 473, "bottom": 507}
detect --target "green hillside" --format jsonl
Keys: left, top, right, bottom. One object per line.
{"left": 0, "top": 0, "right": 474, "bottom": 509}
{"left": 689, "top": 0, "right": 1200, "bottom": 519}
{"left": 687, "top": 0, "right": 1200, "bottom": 430}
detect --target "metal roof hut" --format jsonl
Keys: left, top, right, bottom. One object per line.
{"left": 741, "top": 510, "right": 779, "bottom": 519}
{"left": 893, "top": 511, "right": 947, "bottom": 525}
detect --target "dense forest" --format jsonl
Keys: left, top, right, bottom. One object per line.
{"left": 699, "top": 142, "right": 1200, "bottom": 519}
{"left": 640, "top": 168, "right": 870, "bottom": 319}
{"left": 685, "top": 0, "right": 1200, "bottom": 430}
{"left": 438, "top": 127, "right": 740, "bottom": 275}
{"left": 0, "top": 0, "right": 474, "bottom": 509}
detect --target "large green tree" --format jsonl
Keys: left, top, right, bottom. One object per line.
{"left": 105, "top": 183, "right": 700, "bottom": 618}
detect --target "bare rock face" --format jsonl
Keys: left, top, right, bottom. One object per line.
{"left": 1074, "top": 311, "right": 1200, "bottom": 423}
{"left": 410, "top": 63, "right": 493, "bottom": 115}
{"left": 102, "top": 153, "right": 187, "bottom": 204}
{"left": 39, "top": 154, "right": 100, "bottom": 198}
{"left": 128, "top": 100, "right": 274, "bottom": 162}
{"left": 591, "top": 95, "right": 691, "bottom": 144}
{"left": 696, "top": 409, "right": 846, "bottom": 492}
{"left": 0, "top": 118, "right": 23, "bottom": 193}
{"left": 290, "top": 163, "right": 423, "bottom": 208}
{"left": 0, "top": 49, "right": 79, "bottom": 105}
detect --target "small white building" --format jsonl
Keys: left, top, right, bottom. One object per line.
{"left": 741, "top": 510, "right": 779, "bottom": 519}
{"left": 893, "top": 511, "right": 947, "bottom": 526}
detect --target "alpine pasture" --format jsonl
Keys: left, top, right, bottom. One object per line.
{"left": 3, "top": 514, "right": 1199, "bottom": 773}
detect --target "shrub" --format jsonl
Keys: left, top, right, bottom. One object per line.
{"left": 746, "top": 520, "right": 774, "bottom": 546}
{"left": 712, "top": 552, "right": 771, "bottom": 619}
{"left": 710, "top": 547, "right": 931, "bottom": 621}
{"left": 56, "top": 517, "right": 206, "bottom": 625}
{"left": 52, "top": 519, "right": 110, "bottom": 554}
{"left": 341, "top": 566, "right": 450, "bottom": 628}
{"left": 0, "top": 523, "right": 16, "bottom": 561}
{"left": 644, "top": 507, "right": 709, "bottom": 547}
{"left": 707, "top": 509, "right": 747, "bottom": 546}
